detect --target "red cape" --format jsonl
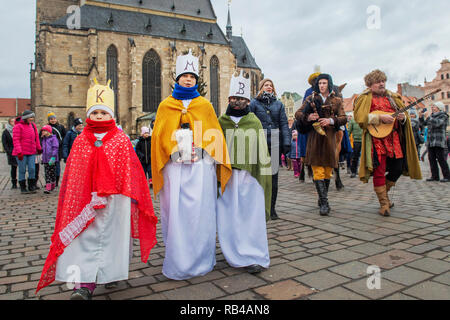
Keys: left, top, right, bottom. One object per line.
{"left": 36, "top": 121, "right": 157, "bottom": 293}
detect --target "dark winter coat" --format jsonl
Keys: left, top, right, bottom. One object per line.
{"left": 295, "top": 91, "right": 347, "bottom": 168}
{"left": 135, "top": 136, "right": 152, "bottom": 165}
{"left": 249, "top": 96, "right": 291, "bottom": 154}
{"left": 49, "top": 122, "right": 66, "bottom": 160}
{"left": 2, "top": 127, "right": 17, "bottom": 166}
{"left": 424, "top": 111, "right": 449, "bottom": 148}
{"left": 410, "top": 118, "right": 423, "bottom": 146}
{"left": 62, "top": 127, "right": 81, "bottom": 160}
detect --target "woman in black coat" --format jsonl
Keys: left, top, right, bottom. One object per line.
{"left": 249, "top": 78, "right": 291, "bottom": 220}
{"left": 2, "top": 117, "right": 18, "bottom": 189}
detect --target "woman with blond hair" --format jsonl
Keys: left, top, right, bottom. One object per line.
{"left": 250, "top": 78, "right": 290, "bottom": 220}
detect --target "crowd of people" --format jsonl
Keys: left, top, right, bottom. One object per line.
{"left": 1, "top": 50, "right": 449, "bottom": 300}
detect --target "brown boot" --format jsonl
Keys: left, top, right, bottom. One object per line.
{"left": 374, "top": 185, "right": 390, "bottom": 217}
{"left": 385, "top": 180, "right": 396, "bottom": 208}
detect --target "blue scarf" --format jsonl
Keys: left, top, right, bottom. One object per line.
{"left": 172, "top": 83, "right": 200, "bottom": 100}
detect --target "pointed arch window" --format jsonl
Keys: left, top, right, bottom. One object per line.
{"left": 106, "top": 45, "right": 119, "bottom": 120}
{"left": 142, "top": 49, "right": 161, "bottom": 113}
{"left": 210, "top": 55, "right": 220, "bottom": 116}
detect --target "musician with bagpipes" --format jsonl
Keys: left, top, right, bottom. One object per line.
{"left": 295, "top": 74, "right": 347, "bottom": 216}
{"left": 353, "top": 70, "right": 423, "bottom": 217}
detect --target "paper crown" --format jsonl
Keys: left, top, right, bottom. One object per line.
{"left": 229, "top": 70, "right": 251, "bottom": 100}
{"left": 86, "top": 78, "right": 115, "bottom": 117}
{"left": 176, "top": 49, "right": 199, "bottom": 81}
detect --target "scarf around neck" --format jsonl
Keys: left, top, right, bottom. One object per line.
{"left": 85, "top": 118, "right": 117, "bottom": 134}
{"left": 172, "top": 83, "right": 200, "bottom": 101}
{"left": 226, "top": 104, "right": 250, "bottom": 117}
{"left": 258, "top": 92, "right": 276, "bottom": 105}
{"left": 6, "top": 123, "right": 13, "bottom": 136}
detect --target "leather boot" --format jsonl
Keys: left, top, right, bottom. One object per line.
{"left": 27, "top": 179, "right": 37, "bottom": 194}
{"left": 335, "top": 168, "right": 344, "bottom": 190}
{"left": 314, "top": 180, "right": 329, "bottom": 216}
{"left": 374, "top": 185, "right": 390, "bottom": 216}
{"left": 11, "top": 179, "right": 18, "bottom": 189}
{"left": 19, "top": 180, "right": 29, "bottom": 194}
{"left": 385, "top": 180, "right": 396, "bottom": 208}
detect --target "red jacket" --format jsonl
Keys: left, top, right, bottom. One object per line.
{"left": 12, "top": 117, "right": 42, "bottom": 156}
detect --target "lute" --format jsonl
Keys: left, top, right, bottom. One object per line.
{"left": 368, "top": 88, "right": 441, "bottom": 139}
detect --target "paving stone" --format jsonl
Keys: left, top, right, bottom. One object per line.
{"left": 383, "top": 293, "right": 417, "bottom": 300}
{"left": 329, "top": 261, "right": 371, "bottom": 280}
{"left": 308, "top": 287, "right": 368, "bottom": 300}
{"left": 348, "top": 243, "right": 389, "bottom": 255}
{"left": 403, "top": 281, "right": 450, "bottom": 300}
{"left": 213, "top": 273, "right": 267, "bottom": 294}
{"left": 406, "top": 243, "right": 440, "bottom": 254}
{"left": 362, "top": 250, "right": 422, "bottom": 270}
{"left": 406, "top": 258, "right": 450, "bottom": 275}
{"left": 320, "top": 249, "right": 366, "bottom": 263}
{"left": 343, "top": 278, "right": 404, "bottom": 300}
{"left": 150, "top": 280, "right": 189, "bottom": 293}
{"left": 381, "top": 266, "right": 434, "bottom": 286}
{"left": 296, "top": 270, "right": 350, "bottom": 290}
{"left": 288, "top": 256, "right": 337, "bottom": 273}
{"left": 259, "top": 264, "right": 304, "bottom": 282}
{"left": 254, "top": 280, "right": 314, "bottom": 300}
{"left": 162, "top": 282, "right": 226, "bottom": 300}
{"left": 218, "top": 291, "right": 263, "bottom": 300}
{"left": 432, "top": 271, "right": 450, "bottom": 286}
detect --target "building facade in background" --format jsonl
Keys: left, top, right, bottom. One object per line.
{"left": 424, "top": 59, "right": 450, "bottom": 113}
{"left": 32, "top": 0, "right": 262, "bottom": 135}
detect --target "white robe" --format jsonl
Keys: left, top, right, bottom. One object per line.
{"left": 55, "top": 133, "right": 133, "bottom": 284}
{"left": 216, "top": 115, "right": 270, "bottom": 269}
{"left": 159, "top": 98, "right": 218, "bottom": 280}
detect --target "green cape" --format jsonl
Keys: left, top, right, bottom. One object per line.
{"left": 219, "top": 113, "right": 272, "bottom": 221}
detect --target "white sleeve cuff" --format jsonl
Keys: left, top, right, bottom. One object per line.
{"left": 329, "top": 118, "right": 334, "bottom": 125}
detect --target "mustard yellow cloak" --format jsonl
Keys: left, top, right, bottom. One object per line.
{"left": 151, "top": 95, "right": 232, "bottom": 195}
{"left": 353, "top": 89, "right": 422, "bottom": 183}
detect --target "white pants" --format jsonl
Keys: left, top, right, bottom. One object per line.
{"left": 159, "top": 157, "right": 218, "bottom": 280}
{"left": 217, "top": 169, "right": 270, "bottom": 268}
{"left": 55, "top": 195, "right": 132, "bottom": 284}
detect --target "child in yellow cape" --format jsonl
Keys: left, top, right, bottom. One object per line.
{"left": 151, "top": 49, "right": 232, "bottom": 280}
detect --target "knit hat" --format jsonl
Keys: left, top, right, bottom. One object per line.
{"left": 308, "top": 72, "right": 321, "bottom": 86}
{"left": 86, "top": 78, "right": 115, "bottom": 118}
{"left": 21, "top": 110, "right": 35, "bottom": 120}
{"left": 42, "top": 125, "right": 53, "bottom": 134}
{"left": 47, "top": 112, "right": 56, "bottom": 121}
{"left": 73, "top": 118, "right": 83, "bottom": 127}
{"left": 141, "top": 126, "right": 150, "bottom": 135}
{"left": 432, "top": 101, "right": 445, "bottom": 111}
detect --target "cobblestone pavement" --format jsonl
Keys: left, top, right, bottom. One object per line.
{"left": 0, "top": 153, "right": 449, "bottom": 300}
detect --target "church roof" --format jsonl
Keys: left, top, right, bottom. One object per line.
{"left": 231, "top": 36, "right": 260, "bottom": 70}
{"left": 49, "top": 5, "right": 228, "bottom": 45}
{"left": 91, "top": 0, "right": 217, "bottom": 21}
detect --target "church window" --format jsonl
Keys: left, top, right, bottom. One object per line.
{"left": 142, "top": 49, "right": 162, "bottom": 113}
{"left": 210, "top": 55, "right": 220, "bottom": 116}
{"left": 107, "top": 45, "right": 119, "bottom": 120}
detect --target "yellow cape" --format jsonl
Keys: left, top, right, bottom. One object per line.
{"left": 151, "top": 95, "right": 232, "bottom": 195}
{"left": 353, "top": 89, "right": 422, "bottom": 183}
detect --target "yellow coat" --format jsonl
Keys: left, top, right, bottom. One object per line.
{"left": 353, "top": 89, "right": 422, "bottom": 183}
{"left": 151, "top": 95, "right": 232, "bottom": 195}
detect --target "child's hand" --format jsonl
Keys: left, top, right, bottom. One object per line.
{"left": 49, "top": 157, "right": 56, "bottom": 166}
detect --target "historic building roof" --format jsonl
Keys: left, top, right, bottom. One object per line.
{"left": 231, "top": 36, "right": 260, "bottom": 70}
{"left": 89, "top": 0, "right": 217, "bottom": 21}
{"left": 50, "top": 4, "right": 229, "bottom": 45}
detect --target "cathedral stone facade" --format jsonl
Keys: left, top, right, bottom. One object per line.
{"left": 32, "top": 0, "right": 262, "bottom": 135}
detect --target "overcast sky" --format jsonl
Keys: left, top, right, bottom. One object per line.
{"left": 1, "top": 0, "right": 449, "bottom": 99}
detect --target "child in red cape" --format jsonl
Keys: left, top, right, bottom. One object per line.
{"left": 36, "top": 79, "right": 157, "bottom": 300}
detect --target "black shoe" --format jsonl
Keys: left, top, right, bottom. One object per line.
{"left": 270, "top": 211, "right": 279, "bottom": 220}
{"left": 246, "top": 265, "right": 263, "bottom": 274}
{"left": 11, "top": 179, "right": 18, "bottom": 189}
{"left": 70, "top": 288, "right": 93, "bottom": 300}
{"left": 440, "top": 178, "right": 449, "bottom": 183}
{"left": 104, "top": 281, "right": 119, "bottom": 289}
{"left": 19, "top": 180, "right": 29, "bottom": 194}
{"left": 426, "top": 178, "right": 439, "bottom": 182}
{"left": 350, "top": 173, "right": 356, "bottom": 178}
{"left": 27, "top": 179, "right": 37, "bottom": 193}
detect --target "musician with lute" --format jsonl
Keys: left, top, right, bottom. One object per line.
{"left": 353, "top": 69, "right": 423, "bottom": 217}
{"left": 295, "top": 73, "right": 347, "bottom": 216}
